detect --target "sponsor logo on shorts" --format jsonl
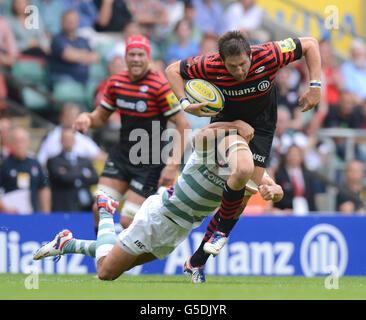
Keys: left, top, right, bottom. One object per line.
{"left": 134, "top": 240, "right": 146, "bottom": 250}
{"left": 130, "top": 179, "right": 144, "bottom": 191}
{"left": 252, "top": 153, "right": 266, "bottom": 163}
{"left": 103, "top": 160, "right": 119, "bottom": 175}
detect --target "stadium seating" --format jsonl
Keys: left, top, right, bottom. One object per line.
{"left": 12, "top": 61, "right": 48, "bottom": 86}
{"left": 52, "top": 80, "right": 87, "bottom": 109}
{"left": 21, "top": 87, "right": 49, "bottom": 111}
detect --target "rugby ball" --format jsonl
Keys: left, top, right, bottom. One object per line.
{"left": 185, "top": 79, "right": 225, "bottom": 113}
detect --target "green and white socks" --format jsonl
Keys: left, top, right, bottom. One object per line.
{"left": 95, "top": 207, "right": 118, "bottom": 262}
{"left": 61, "top": 207, "right": 117, "bottom": 261}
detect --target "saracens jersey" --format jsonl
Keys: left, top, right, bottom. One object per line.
{"left": 100, "top": 69, "right": 181, "bottom": 162}
{"left": 180, "top": 38, "right": 303, "bottom": 131}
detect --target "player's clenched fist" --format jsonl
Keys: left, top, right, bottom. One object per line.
{"left": 258, "top": 184, "right": 275, "bottom": 201}
{"left": 73, "top": 112, "right": 92, "bottom": 134}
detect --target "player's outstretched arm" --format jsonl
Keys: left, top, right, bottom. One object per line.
{"left": 298, "top": 37, "right": 322, "bottom": 113}
{"left": 192, "top": 119, "right": 254, "bottom": 152}
{"left": 73, "top": 105, "right": 113, "bottom": 134}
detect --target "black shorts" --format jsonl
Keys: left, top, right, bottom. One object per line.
{"left": 101, "top": 149, "right": 164, "bottom": 198}
{"left": 211, "top": 113, "right": 275, "bottom": 168}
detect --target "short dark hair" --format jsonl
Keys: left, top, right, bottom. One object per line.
{"left": 218, "top": 31, "right": 251, "bottom": 61}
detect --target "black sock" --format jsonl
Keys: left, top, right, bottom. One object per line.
{"left": 190, "top": 211, "right": 220, "bottom": 267}
{"left": 190, "top": 240, "right": 210, "bottom": 267}
{"left": 216, "top": 183, "right": 245, "bottom": 234}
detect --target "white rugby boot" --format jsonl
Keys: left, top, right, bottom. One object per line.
{"left": 203, "top": 231, "right": 228, "bottom": 256}
{"left": 33, "top": 229, "right": 73, "bottom": 261}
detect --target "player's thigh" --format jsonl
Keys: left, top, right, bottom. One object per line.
{"left": 120, "top": 189, "right": 147, "bottom": 227}
{"left": 98, "top": 243, "right": 138, "bottom": 280}
{"left": 97, "top": 176, "right": 130, "bottom": 198}
{"left": 128, "top": 253, "right": 157, "bottom": 270}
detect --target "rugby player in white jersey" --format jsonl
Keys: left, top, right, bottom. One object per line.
{"left": 33, "top": 120, "right": 282, "bottom": 282}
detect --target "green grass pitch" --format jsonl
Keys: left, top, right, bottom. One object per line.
{"left": 1, "top": 274, "right": 366, "bottom": 300}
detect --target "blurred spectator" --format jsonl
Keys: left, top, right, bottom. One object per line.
{"left": 199, "top": 32, "right": 218, "bottom": 55}
{"left": 49, "top": 9, "right": 100, "bottom": 86}
{"left": 273, "top": 144, "right": 318, "bottom": 215}
{"left": 0, "top": 9, "right": 18, "bottom": 112}
{"left": 37, "top": 103, "right": 107, "bottom": 167}
{"left": 360, "top": 99, "right": 366, "bottom": 129}
{"left": 0, "top": 195, "right": 17, "bottom": 213}
{"left": 336, "top": 159, "right": 366, "bottom": 214}
{"left": 63, "top": 0, "right": 98, "bottom": 29}
{"left": 319, "top": 39, "right": 343, "bottom": 107}
{"left": 192, "top": 0, "right": 224, "bottom": 36}
{"left": 105, "top": 20, "right": 141, "bottom": 66}
{"left": 323, "top": 91, "right": 362, "bottom": 129}
{"left": 47, "top": 128, "right": 99, "bottom": 212}
{"left": 270, "top": 106, "right": 308, "bottom": 171}
{"left": 93, "top": 52, "right": 125, "bottom": 149}
{"left": 32, "top": 0, "right": 65, "bottom": 37}
{"left": 181, "top": 2, "right": 201, "bottom": 43}
{"left": 223, "top": 0, "right": 264, "bottom": 41}
{"left": 159, "top": 0, "right": 185, "bottom": 37}
{"left": 124, "top": 0, "right": 168, "bottom": 42}
{"left": 94, "top": 0, "right": 132, "bottom": 33}
{"left": 8, "top": 0, "right": 50, "bottom": 58}
{"left": 323, "top": 90, "right": 363, "bottom": 161}
{"left": 275, "top": 67, "right": 303, "bottom": 131}
{"left": 0, "top": 128, "right": 51, "bottom": 214}
{"left": 341, "top": 38, "right": 366, "bottom": 104}
{"left": 164, "top": 19, "right": 199, "bottom": 65}
{"left": 0, "top": 117, "right": 12, "bottom": 163}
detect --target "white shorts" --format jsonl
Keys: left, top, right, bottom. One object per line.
{"left": 117, "top": 195, "right": 191, "bottom": 260}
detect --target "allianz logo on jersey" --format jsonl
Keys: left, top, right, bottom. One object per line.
{"left": 300, "top": 224, "right": 348, "bottom": 277}
{"left": 116, "top": 98, "right": 147, "bottom": 112}
{"left": 222, "top": 80, "right": 271, "bottom": 97}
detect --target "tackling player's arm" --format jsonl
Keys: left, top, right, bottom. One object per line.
{"left": 259, "top": 174, "right": 284, "bottom": 202}
{"left": 192, "top": 120, "right": 254, "bottom": 152}
{"left": 297, "top": 37, "right": 322, "bottom": 112}
{"left": 165, "top": 61, "right": 218, "bottom": 118}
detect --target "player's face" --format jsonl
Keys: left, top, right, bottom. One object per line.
{"left": 224, "top": 54, "right": 251, "bottom": 81}
{"left": 125, "top": 49, "right": 150, "bottom": 80}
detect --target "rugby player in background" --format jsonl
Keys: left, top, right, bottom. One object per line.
{"left": 166, "top": 31, "right": 321, "bottom": 281}
{"left": 73, "top": 34, "right": 190, "bottom": 232}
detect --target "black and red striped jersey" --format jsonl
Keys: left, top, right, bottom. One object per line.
{"left": 100, "top": 69, "right": 181, "bottom": 157}
{"left": 180, "top": 38, "right": 303, "bottom": 130}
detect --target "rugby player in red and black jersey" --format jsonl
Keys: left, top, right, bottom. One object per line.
{"left": 74, "top": 35, "right": 190, "bottom": 232}
{"left": 166, "top": 31, "right": 321, "bottom": 282}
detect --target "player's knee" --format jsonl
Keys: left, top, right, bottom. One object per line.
{"left": 120, "top": 215, "right": 133, "bottom": 229}
{"left": 233, "top": 161, "right": 254, "bottom": 183}
{"left": 120, "top": 201, "right": 140, "bottom": 228}
{"left": 97, "top": 267, "right": 120, "bottom": 281}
